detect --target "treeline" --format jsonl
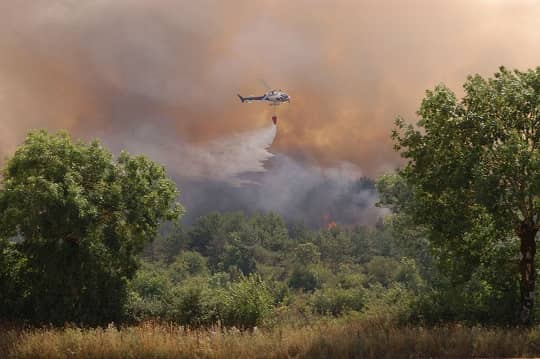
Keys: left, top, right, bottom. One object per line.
{"left": 129, "top": 213, "right": 415, "bottom": 327}
{"left": 126, "top": 210, "right": 521, "bottom": 327}
{"left": 0, "top": 131, "right": 528, "bottom": 328}
{"left": 5, "top": 63, "right": 540, "bottom": 330}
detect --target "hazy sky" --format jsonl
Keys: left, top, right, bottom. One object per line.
{"left": 1, "top": 0, "right": 540, "bottom": 224}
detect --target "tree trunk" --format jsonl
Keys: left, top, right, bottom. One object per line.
{"left": 518, "top": 222, "right": 538, "bottom": 325}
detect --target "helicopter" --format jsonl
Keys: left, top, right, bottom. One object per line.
{"left": 237, "top": 89, "right": 290, "bottom": 106}
{"left": 237, "top": 82, "right": 290, "bottom": 125}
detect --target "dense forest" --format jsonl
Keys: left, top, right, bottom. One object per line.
{"left": 0, "top": 136, "right": 526, "bottom": 328}
{"left": 4, "top": 67, "right": 540, "bottom": 357}
{"left": 129, "top": 209, "right": 520, "bottom": 327}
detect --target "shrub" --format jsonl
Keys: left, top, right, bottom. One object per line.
{"left": 361, "top": 283, "right": 416, "bottom": 324}
{"left": 169, "top": 250, "right": 208, "bottom": 283}
{"left": 311, "top": 287, "right": 365, "bottom": 315}
{"left": 289, "top": 266, "right": 321, "bottom": 292}
{"left": 169, "top": 278, "right": 228, "bottom": 326}
{"left": 295, "top": 243, "right": 321, "bottom": 265}
{"left": 170, "top": 282, "right": 205, "bottom": 325}
{"left": 124, "top": 266, "right": 172, "bottom": 321}
{"left": 337, "top": 271, "right": 366, "bottom": 290}
{"left": 223, "top": 274, "right": 273, "bottom": 328}
{"left": 365, "top": 256, "right": 401, "bottom": 287}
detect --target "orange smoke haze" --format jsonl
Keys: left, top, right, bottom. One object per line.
{"left": 2, "top": 0, "right": 540, "bottom": 176}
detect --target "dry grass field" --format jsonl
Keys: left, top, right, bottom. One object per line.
{"left": 2, "top": 320, "right": 540, "bottom": 358}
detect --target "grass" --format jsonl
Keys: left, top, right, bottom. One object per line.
{"left": 3, "top": 320, "right": 540, "bottom": 358}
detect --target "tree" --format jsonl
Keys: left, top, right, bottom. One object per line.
{"left": 0, "top": 239, "right": 28, "bottom": 317}
{"left": 169, "top": 250, "right": 208, "bottom": 283}
{"left": 247, "top": 212, "right": 289, "bottom": 252}
{"left": 222, "top": 232, "right": 257, "bottom": 276}
{"left": 294, "top": 243, "right": 321, "bottom": 266}
{"left": 0, "top": 130, "right": 182, "bottom": 324}
{"left": 389, "top": 67, "right": 540, "bottom": 324}
{"left": 223, "top": 274, "right": 273, "bottom": 328}
{"left": 288, "top": 266, "right": 321, "bottom": 292}
{"left": 187, "top": 212, "right": 245, "bottom": 270}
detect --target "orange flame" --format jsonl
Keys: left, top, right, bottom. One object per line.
{"left": 322, "top": 213, "right": 337, "bottom": 230}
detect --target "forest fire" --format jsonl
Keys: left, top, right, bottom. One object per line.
{"left": 322, "top": 213, "right": 337, "bottom": 230}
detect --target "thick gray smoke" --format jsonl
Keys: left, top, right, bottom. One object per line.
{"left": 178, "top": 154, "right": 384, "bottom": 227}
{"left": 3, "top": 1, "right": 539, "bottom": 226}
{"left": 98, "top": 120, "right": 382, "bottom": 227}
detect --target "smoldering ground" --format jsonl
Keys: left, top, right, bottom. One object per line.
{"left": 2, "top": 0, "right": 540, "bottom": 225}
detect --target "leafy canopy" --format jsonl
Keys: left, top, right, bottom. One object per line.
{"left": 384, "top": 67, "right": 540, "bottom": 323}
{"left": 0, "top": 130, "right": 182, "bottom": 324}
{"left": 392, "top": 66, "right": 540, "bottom": 241}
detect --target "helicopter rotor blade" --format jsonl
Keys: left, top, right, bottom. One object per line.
{"left": 260, "top": 79, "right": 272, "bottom": 91}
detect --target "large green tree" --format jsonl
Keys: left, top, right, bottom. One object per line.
{"left": 0, "top": 130, "right": 182, "bottom": 324}
{"left": 391, "top": 67, "right": 540, "bottom": 324}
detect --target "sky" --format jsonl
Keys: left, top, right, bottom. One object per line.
{"left": 1, "top": 0, "right": 540, "bottom": 226}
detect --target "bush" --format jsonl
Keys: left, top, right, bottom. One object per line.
{"left": 169, "top": 278, "right": 228, "bottom": 326}
{"left": 169, "top": 251, "right": 208, "bottom": 283}
{"left": 365, "top": 256, "right": 401, "bottom": 287}
{"left": 337, "top": 268, "right": 366, "bottom": 290}
{"left": 311, "top": 287, "right": 365, "bottom": 315}
{"left": 124, "top": 265, "right": 173, "bottom": 321}
{"left": 361, "top": 283, "right": 416, "bottom": 324}
{"left": 223, "top": 274, "right": 273, "bottom": 328}
{"left": 289, "top": 266, "right": 321, "bottom": 292}
{"left": 222, "top": 233, "right": 257, "bottom": 275}
{"left": 295, "top": 243, "right": 321, "bottom": 265}
{"left": 170, "top": 281, "right": 205, "bottom": 325}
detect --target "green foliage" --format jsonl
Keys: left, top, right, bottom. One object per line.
{"left": 365, "top": 256, "right": 401, "bottom": 287}
{"left": 142, "top": 222, "right": 188, "bottom": 263}
{"left": 169, "top": 250, "right": 208, "bottom": 283}
{"left": 221, "top": 232, "right": 257, "bottom": 276}
{"left": 337, "top": 267, "right": 366, "bottom": 289}
{"left": 188, "top": 212, "right": 245, "bottom": 268}
{"left": 288, "top": 266, "right": 322, "bottom": 292}
{"left": 222, "top": 274, "right": 273, "bottom": 328}
{"left": 126, "top": 260, "right": 273, "bottom": 328}
{"left": 0, "top": 130, "right": 182, "bottom": 325}
{"left": 361, "top": 284, "right": 416, "bottom": 324}
{"left": 246, "top": 212, "right": 289, "bottom": 252}
{"left": 2, "top": 124, "right": 530, "bottom": 328}
{"left": 311, "top": 286, "right": 365, "bottom": 315}
{"left": 170, "top": 277, "right": 218, "bottom": 325}
{"left": 381, "top": 67, "right": 540, "bottom": 324}
{"left": 125, "top": 266, "right": 173, "bottom": 321}
{"left": 131, "top": 209, "right": 524, "bottom": 327}
{"left": 389, "top": 68, "right": 540, "bottom": 238}
{"left": 315, "top": 227, "right": 354, "bottom": 267}
{"left": 294, "top": 243, "right": 321, "bottom": 265}
{"left": 0, "top": 239, "right": 28, "bottom": 317}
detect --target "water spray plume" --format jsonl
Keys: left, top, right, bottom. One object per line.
{"left": 115, "top": 123, "right": 277, "bottom": 185}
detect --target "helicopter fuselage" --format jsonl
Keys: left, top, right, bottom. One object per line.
{"left": 238, "top": 90, "right": 290, "bottom": 105}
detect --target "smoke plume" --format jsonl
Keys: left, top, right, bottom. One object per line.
{"left": 105, "top": 122, "right": 277, "bottom": 184}
{"left": 2, "top": 0, "right": 540, "bottom": 225}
